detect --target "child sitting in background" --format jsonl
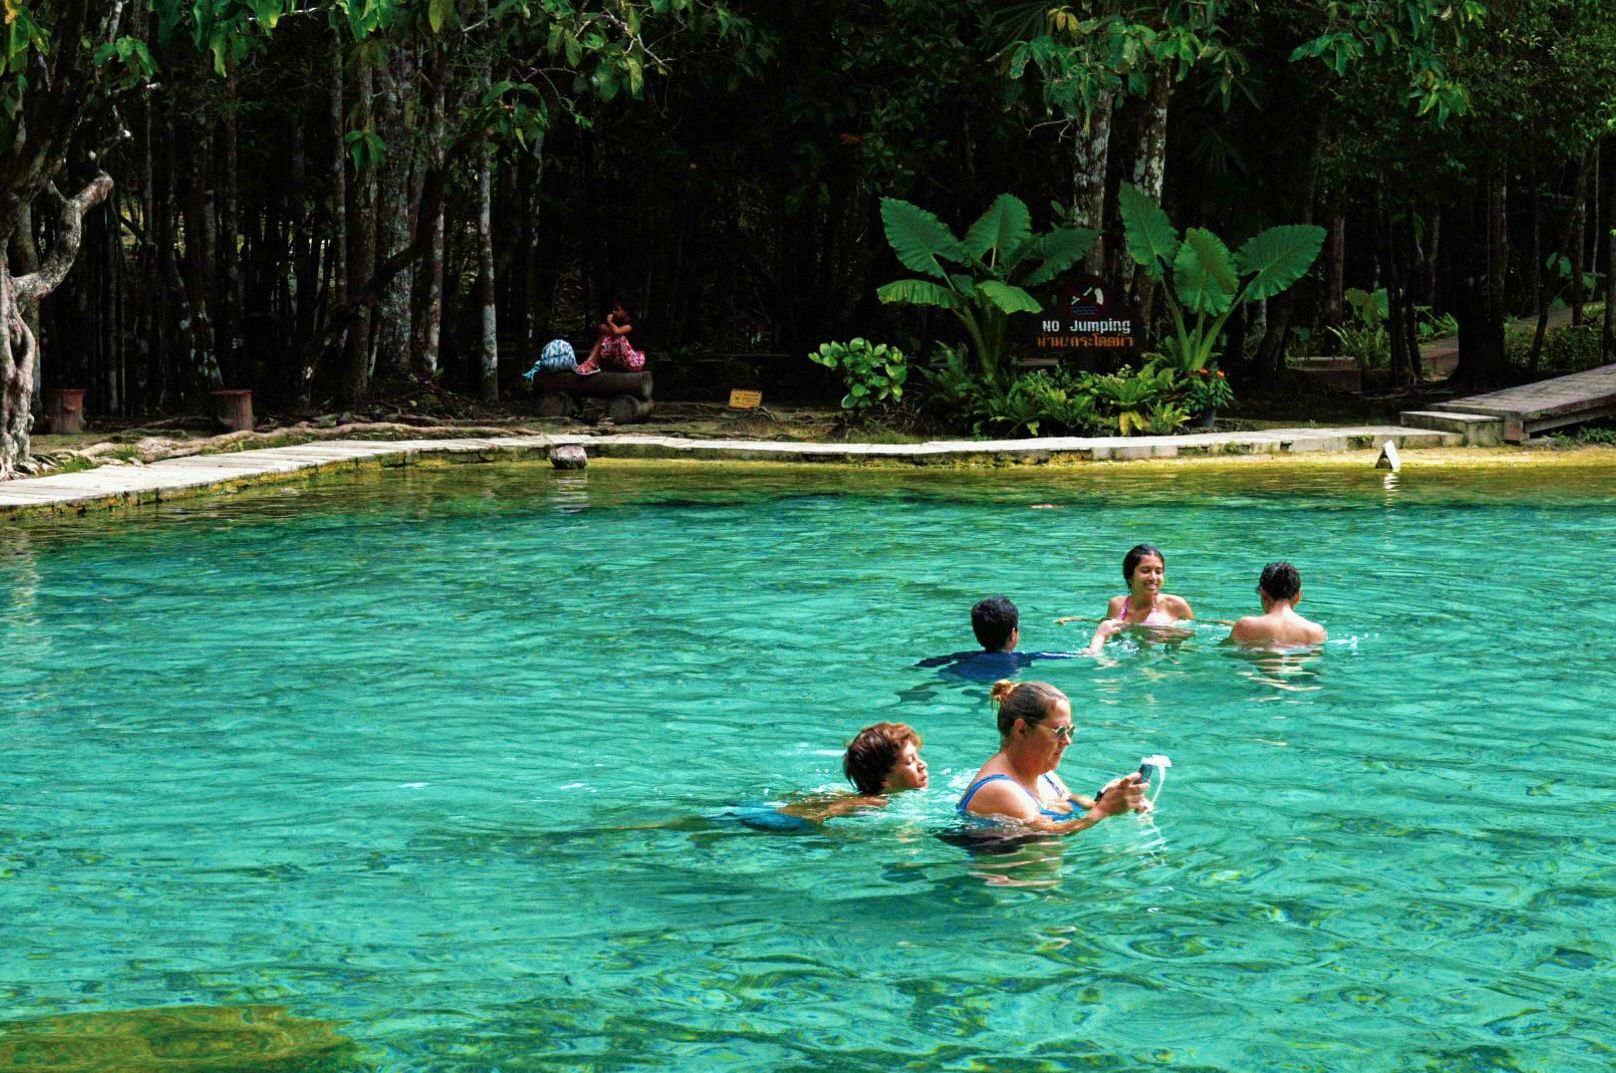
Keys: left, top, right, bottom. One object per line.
{"left": 576, "top": 300, "right": 645, "bottom": 374}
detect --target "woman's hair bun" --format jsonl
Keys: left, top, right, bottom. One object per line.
{"left": 989, "top": 679, "right": 1018, "bottom": 706}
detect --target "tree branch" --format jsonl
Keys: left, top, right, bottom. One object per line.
{"left": 14, "top": 172, "right": 115, "bottom": 303}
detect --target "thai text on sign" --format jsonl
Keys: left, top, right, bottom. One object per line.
{"left": 1032, "top": 276, "right": 1139, "bottom": 354}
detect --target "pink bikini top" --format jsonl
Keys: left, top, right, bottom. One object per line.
{"left": 1118, "top": 598, "right": 1176, "bottom": 627}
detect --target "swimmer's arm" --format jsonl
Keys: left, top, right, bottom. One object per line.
{"left": 1084, "top": 619, "right": 1122, "bottom": 655}
{"left": 1168, "top": 595, "right": 1194, "bottom": 620}
{"left": 961, "top": 781, "right": 1050, "bottom": 827}
{"left": 965, "top": 779, "right": 1129, "bottom": 834}
{"left": 1048, "top": 781, "right": 1151, "bottom": 833}
{"left": 1044, "top": 772, "right": 1095, "bottom": 810}
{"left": 779, "top": 793, "right": 887, "bottom": 822}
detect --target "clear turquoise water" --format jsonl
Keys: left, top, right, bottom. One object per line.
{"left": 3, "top": 462, "right": 1614, "bottom": 1072}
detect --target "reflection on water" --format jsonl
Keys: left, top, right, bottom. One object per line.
{"left": 1228, "top": 644, "right": 1327, "bottom": 693}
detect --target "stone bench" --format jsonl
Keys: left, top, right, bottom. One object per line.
{"left": 531, "top": 369, "right": 655, "bottom": 424}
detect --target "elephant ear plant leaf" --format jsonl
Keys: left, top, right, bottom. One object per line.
{"left": 881, "top": 199, "right": 966, "bottom": 280}
{"left": 1174, "top": 228, "right": 1240, "bottom": 317}
{"left": 1117, "top": 182, "right": 1325, "bottom": 373}
{"left": 963, "top": 193, "right": 1033, "bottom": 269}
{"left": 877, "top": 194, "right": 1097, "bottom": 382}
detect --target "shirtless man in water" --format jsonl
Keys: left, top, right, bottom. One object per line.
{"left": 1227, "top": 561, "right": 1326, "bottom": 646}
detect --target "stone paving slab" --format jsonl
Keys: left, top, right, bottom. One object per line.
{"left": 1430, "top": 363, "right": 1616, "bottom": 441}
{"left": 545, "top": 426, "right": 1455, "bottom": 464}
{"left": 1, "top": 425, "right": 1460, "bottom": 519}
{"left": 1400, "top": 410, "right": 1506, "bottom": 446}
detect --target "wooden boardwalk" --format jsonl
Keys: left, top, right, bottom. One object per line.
{"left": 0, "top": 425, "right": 1462, "bottom": 519}
{"left": 1430, "top": 363, "right": 1616, "bottom": 442}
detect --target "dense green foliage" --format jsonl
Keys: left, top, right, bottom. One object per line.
{"left": 1117, "top": 181, "right": 1325, "bottom": 373}
{"left": 1, "top": 0, "right": 1614, "bottom": 452}
{"left": 809, "top": 338, "right": 908, "bottom": 412}
{"left": 876, "top": 194, "right": 1095, "bottom": 381}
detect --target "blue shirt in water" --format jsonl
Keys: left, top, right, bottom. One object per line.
{"left": 914, "top": 650, "right": 1075, "bottom": 683}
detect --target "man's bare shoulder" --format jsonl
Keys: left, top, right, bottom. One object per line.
{"left": 1228, "top": 615, "right": 1274, "bottom": 642}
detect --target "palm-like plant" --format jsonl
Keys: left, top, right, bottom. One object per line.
{"left": 1117, "top": 182, "right": 1325, "bottom": 373}
{"left": 876, "top": 194, "right": 1097, "bottom": 382}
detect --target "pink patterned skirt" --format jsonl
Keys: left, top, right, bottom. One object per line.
{"left": 600, "top": 335, "right": 645, "bottom": 371}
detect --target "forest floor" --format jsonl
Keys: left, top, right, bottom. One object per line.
{"left": 24, "top": 385, "right": 1615, "bottom": 480}
{"left": 21, "top": 312, "right": 1616, "bottom": 478}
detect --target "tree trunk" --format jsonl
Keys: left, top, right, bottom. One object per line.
{"left": 10, "top": 206, "right": 42, "bottom": 407}
{"left": 1384, "top": 212, "right": 1412, "bottom": 385}
{"left": 1, "top": 175, "right": 115, "bottom": 479}
{"left": 1451, "top": 161, "right": 1510, "bottom": 388}
{"left": 180, "top": 85, "right": 223, "bottom": 393}
{"left": 1072, "top": 91, "right": 1114, "bottom": 277}
{"left": 1569, "top": 148, "right": 1590, "bottom": 327}
{"left": 343, "top": 56, "right": 377, "bottom": 402}
{"left": 104, "top": 200, "right": 124, "bottom": 413}
{"left": 148, "top": 90, "right": 173, "bottom": 410}
{"left": 1130, "top": 73, "right": 1171, "bottom": 321}
{"left": 1400, "top": 209, "right": 1422, "bottom": 381}
{"left": 410, "top": 45, "right": 448, "bottom": 380}
{"left": 1424, "top": 204, "right": 1441, "bottom": 308}
{"left": 296, "top": 23, "right": 347, "bottom": 409}
{"left": 1605, "top": 136, "right": 1616, "bottom": 364}
{"left": 0, "top": 261, "right": 30, "bottom": 478}
{"left": 1526, "top": 166, "right": 1542, "bottom": 312}
{"left": 1323, "top": 203, "right": 1345, "bottom": 337}
{"left": 1253, "top": 98, "right": 1328, "bottom": 376}
{"left": 133, "top": 123, "right": 156, "bottom": 414}
{"left": 374, "top": 38, "right": 416, "bottom": 381}
{"left": 1527, "top": 172, "right": 1553, "bottom": 373}
{"left": 477, "top": 136, "right": 499, "bottom": 402}
{"left": 217, "top": 81, "right": 242, "bottom": 386}
{"left": 520, "top": 134, "right": 548, "bottom": 358}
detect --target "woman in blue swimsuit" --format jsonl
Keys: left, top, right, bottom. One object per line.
{"left": 957, "top": 680, "right": 1148, "bottom": 831}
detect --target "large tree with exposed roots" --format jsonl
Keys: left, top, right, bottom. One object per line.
{"left": 0, "top": 2, "right": 127, "bottom": 479}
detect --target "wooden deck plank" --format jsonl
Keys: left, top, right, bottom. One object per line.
{"left": 1429, "top": 364, "right": 1616, "bottom": 441}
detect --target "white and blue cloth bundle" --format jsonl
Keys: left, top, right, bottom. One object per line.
{"left": 523, "top": 339, "right": 577, "bottom": 380}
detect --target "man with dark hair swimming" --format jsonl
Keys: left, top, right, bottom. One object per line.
{"left": 916, "top": 596, "right": 1073, "bottom": 682}
{"left": 1227, "top": 561, "right": 1326, "bottom": 646}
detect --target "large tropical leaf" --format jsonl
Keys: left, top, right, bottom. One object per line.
{"left": 1234, "top": 224, "right": 1326, "bottom": 302}
{"left": 1116, "top": 181, "right": 1180, "bottom": 279}
{"left": 877, "top": 279, "right": 965, "bottom": 310}
{"left": 1173, "top": 228, "right": 1238, "bottom": 316}
{"left": 976, "top": 281, "right": 1042, "bottom": 315}
{"left": 1018, "top": 227, "right": 1100, "bottom": 286}
{"left": 880, "top": 197, "right": 965, "bottom": 281}
{"left": 963, "top": 194, "right": 1033, "bottom": 270}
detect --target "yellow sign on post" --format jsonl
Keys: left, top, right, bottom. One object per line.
{"left": 728, "top": 389, "right": 764, "bottom": 409}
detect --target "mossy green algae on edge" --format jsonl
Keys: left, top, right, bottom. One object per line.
{"left": 0, "top": 1005, "right": 358, "bottom": 1073}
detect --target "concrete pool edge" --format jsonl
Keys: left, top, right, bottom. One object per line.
{"left": 4, "top": 425, "right": 1613, "bottom": 519}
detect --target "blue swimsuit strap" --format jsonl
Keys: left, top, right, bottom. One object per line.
{"left": 958, "top": 773, "right": 1074, "bottom": 819}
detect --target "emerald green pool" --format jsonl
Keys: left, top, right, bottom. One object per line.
{"left": 3, "top": 462, "right": 1613, "bottom": 1071}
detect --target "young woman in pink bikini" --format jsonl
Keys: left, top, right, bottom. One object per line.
{"left": 1085, "top": 543, "right": 1194, "bottom": 653}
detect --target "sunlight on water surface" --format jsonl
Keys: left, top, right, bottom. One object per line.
{"left": 3, "top": 461, "right": 1614, "bottom": 1072}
